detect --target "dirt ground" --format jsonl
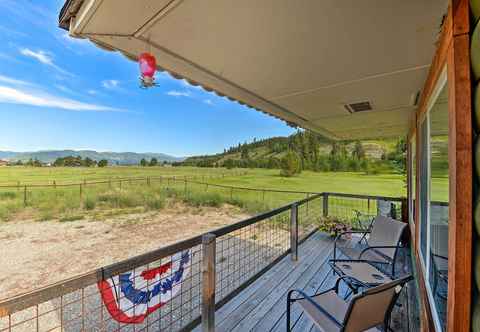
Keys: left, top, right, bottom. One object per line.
{"left": 0, "top": 203, "right": 249, "bottom": 300}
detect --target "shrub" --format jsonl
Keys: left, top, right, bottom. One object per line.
{"left": 184, "top": 192, "right": 223, "bottom": 207}
{"left": 59, "top": 214, "right": 84, "bottom": 222}
{"left": 84, "top": 197, "right": 96, "bottom": 210}
{"left": 146, "top": 196, "right": 165, "bottom": 210}
{"left": 0, "top": 192, "right": 17, "bottom": 200}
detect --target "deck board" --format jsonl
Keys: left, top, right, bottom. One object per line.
{"left": 205, "top": 231, "right": 419, "bottom": 332}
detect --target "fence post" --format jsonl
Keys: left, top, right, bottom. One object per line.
{"left": 230, "top": 187, "right": 233, "bottom": 201}
{"left": 184, "top": 177, "right": 187, "bottom": 197}
{"left": 306, "top": 193, "right": 310, "bottom": 216}
{"left": 79, "top": 183, "right": 83, "bottom": 201}
{"left": 23, "top": 185, "right": 27, "bottom": 206}
{"left": 323, "top": 193, "right": 329, "bottom": 217}
{"left": 290, "top": 204, "right": 298, "bottom": 261}
{"left": 202, "top": 233, "right": 216, "bottom": 332}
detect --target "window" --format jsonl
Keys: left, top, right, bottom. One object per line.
{"left": 417, "top": 69, "right": 448, "bottom": 331}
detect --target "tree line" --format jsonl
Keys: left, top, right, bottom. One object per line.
{"left": 178, "top": 131, "right": 407, "bottom": 177}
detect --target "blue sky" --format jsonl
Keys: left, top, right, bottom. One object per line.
{"left": 0, "top": 0, "right": 294, "bottom": 157}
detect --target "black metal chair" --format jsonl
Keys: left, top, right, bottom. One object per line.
{"left": 332, "top": 216, "right": 408, "bottom": 278}
{"left": 287, "top": 275, "right": 412, "bottom": 332}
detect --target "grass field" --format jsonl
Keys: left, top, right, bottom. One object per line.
{"left": 0, "top": 166, "right": 447, "bottom": 222}
{"left": 0, "top": 166, "right": 242, "bottom": 185}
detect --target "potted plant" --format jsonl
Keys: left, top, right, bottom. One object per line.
{"left": 317, "top": 216, "right": 352, "bottom": 238}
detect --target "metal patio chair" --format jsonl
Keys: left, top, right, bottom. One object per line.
{"left": 430, "top": 223, "right": 448, "bottom": 300}
{"left": 351, "top": 209, "right": 375, "bottom": 244}
{"left": 332, "top": 215, "right": 408, "bottom": 277}
{"left": 287, "top": 275, "right": 413, "bottom": 332}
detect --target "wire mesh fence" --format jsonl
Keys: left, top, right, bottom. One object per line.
{"left": 325, "top": 192, "right": 403, "bottom": 224}
{"left": 0, "top": 194, "right": 324, "bottom": 332}
{"left": 0, "top": 184, "right": 406, "bottom": 331}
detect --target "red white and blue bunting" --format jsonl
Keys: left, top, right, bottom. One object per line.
{"left": 98, "top": 251, "right": 191, "bottom": 324}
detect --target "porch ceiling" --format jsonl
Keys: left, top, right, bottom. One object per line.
{"left": 59, "top": 0, "right": 447, "bottom": 140}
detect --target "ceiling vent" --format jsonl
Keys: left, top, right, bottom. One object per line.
{"left": 344, "top": 101, "right": 373, "bottom": 113}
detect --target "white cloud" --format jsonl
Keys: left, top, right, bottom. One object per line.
{"left": 54, "top": 84, "right": 75, "bottom": 94}
{"left": 102, "top": 79, "right": 120, "bottom": 89}
{"left": 20, "top": 48, "right": 52, "bottom": 65}
{"left": 20, "top": 48, "right": 74, "bottom": 77}
{"left": 87, "top": 89, "right": 98, "bottom": 95}
{"left": 0, "top": 85, "right": 127, "bottom": 112}
{"left": 180, "top": 79, "right": 202, "bottom": 90}
{"left": 0, "top": 75, "right": 31, "bottom": 86}
{"left": 166, "top": 90, "right": 191, "bottom": 97}
{"left": 203, "top": 99, "right": 214, "bottom": 105}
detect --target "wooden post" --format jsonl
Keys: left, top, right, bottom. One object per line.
{"left": 184, "top": 177, "right": 187, "bottom": 197}
{"left": 230, "top": 187, "right": 233, "bottom": 201}
{"left": 323, "top": 193, "right": 329, "bottom": 217}
{"left": 79, "top": 184, "right": 83, "bottom": 201}
{"left": 306, "top": 193, "right": 310, "bottom": 216}
{"left": 23, "top": 185, "right": 27, "bottom": 206}
{"left": 290, "top": 204, "right": 298, "bottom": 261}
{"left": 202, "top": 233, "right": 216, "bottom": 332}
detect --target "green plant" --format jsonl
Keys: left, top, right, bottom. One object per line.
{"left": 280, "top": 150, "right": 302, "bottom": 177}
{"left": 59, "top": 214, "right": 84, "bottom": 222}
{"left": 84, "top": 196, "right": 96, "bottom": 210}
{"left": 0, "top": 192, "right": 17, "bottom": 200}
{"left": 316, "top": 216, "right": 352, "bottom": 237}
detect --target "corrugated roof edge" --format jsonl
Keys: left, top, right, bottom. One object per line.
{"left": 58, "top": 0, "right": 85, "bottom": 30}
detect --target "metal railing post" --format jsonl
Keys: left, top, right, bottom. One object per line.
{"left": 290, "top": 204, "right": 298, "bottom": 261}
{"left": 323, "top": 193, "right": 329, "bottom": 217}
{"left": 202, "top": 233, "right": 216, "bottom": 332}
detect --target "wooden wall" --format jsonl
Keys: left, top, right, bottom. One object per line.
{"left": 408, "top": 1, "right": 473, "bottom": 331}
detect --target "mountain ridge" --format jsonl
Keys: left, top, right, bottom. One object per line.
{"left": 0, "top": 150, "right": 185, "bottom": 165}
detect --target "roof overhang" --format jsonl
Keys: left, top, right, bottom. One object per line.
{"left": 59, "top": 0, "right": 447, "bottom": 140}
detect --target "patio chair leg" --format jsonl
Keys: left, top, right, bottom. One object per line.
{"left": 287, "top": 291, "right": 293, "bottom": 332}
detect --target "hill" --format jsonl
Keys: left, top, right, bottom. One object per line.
{"left": 0, "top": 150, "right": 184, "bottom": 165}
{"left": 179, "top": 131, "right": 403, "bottom": 172}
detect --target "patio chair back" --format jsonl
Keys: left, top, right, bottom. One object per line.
{"left": 343, "top": 275, "right": 412, "bottom": 332}
{"left": 368, "top": 216, "right": 407, "bottom": 260}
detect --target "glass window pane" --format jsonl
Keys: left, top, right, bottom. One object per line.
{"left": 419, "top": 118, "right": 429, "bottom": 267}
{"left": 409, "top": 136, "right": 416, "bottom": 225}
{"left": 428, "top": 82, "right": 449, "bottom": 330}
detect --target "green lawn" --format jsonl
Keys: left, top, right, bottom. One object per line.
{"left": 207, "top": 169, "right": 407, "bottom": 197}
{"left": 0, "top": 166, "right": 243, "bottom": 185}
{"left": 0, "top": 166, "right": 448, "bottom": 222}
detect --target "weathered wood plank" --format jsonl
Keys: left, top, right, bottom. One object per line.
{"left": 269, "top": 258, "right": 333, "bottom": 332}
{"left": 250, "top": 246, "right": 334, "bottom": 331}
{"left": 218, "top": 235, "right": 332, "bottom": 331}
{"left": 191, "top": 232, "right": 323, "bottom": 332}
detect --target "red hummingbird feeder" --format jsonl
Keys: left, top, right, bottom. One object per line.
{"left": 139, "top": 52, "right": 157, "bottom": 88}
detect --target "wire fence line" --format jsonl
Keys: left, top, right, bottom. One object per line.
{"left": 0, "top": 194, "right": 323, "bottom": 332}
{"left": 0, "top": 189, "right": 408, "bottom": 331}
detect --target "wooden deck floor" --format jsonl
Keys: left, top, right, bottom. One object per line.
{"left": 196, "top": 231, "right": 420, "bottom": 332}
